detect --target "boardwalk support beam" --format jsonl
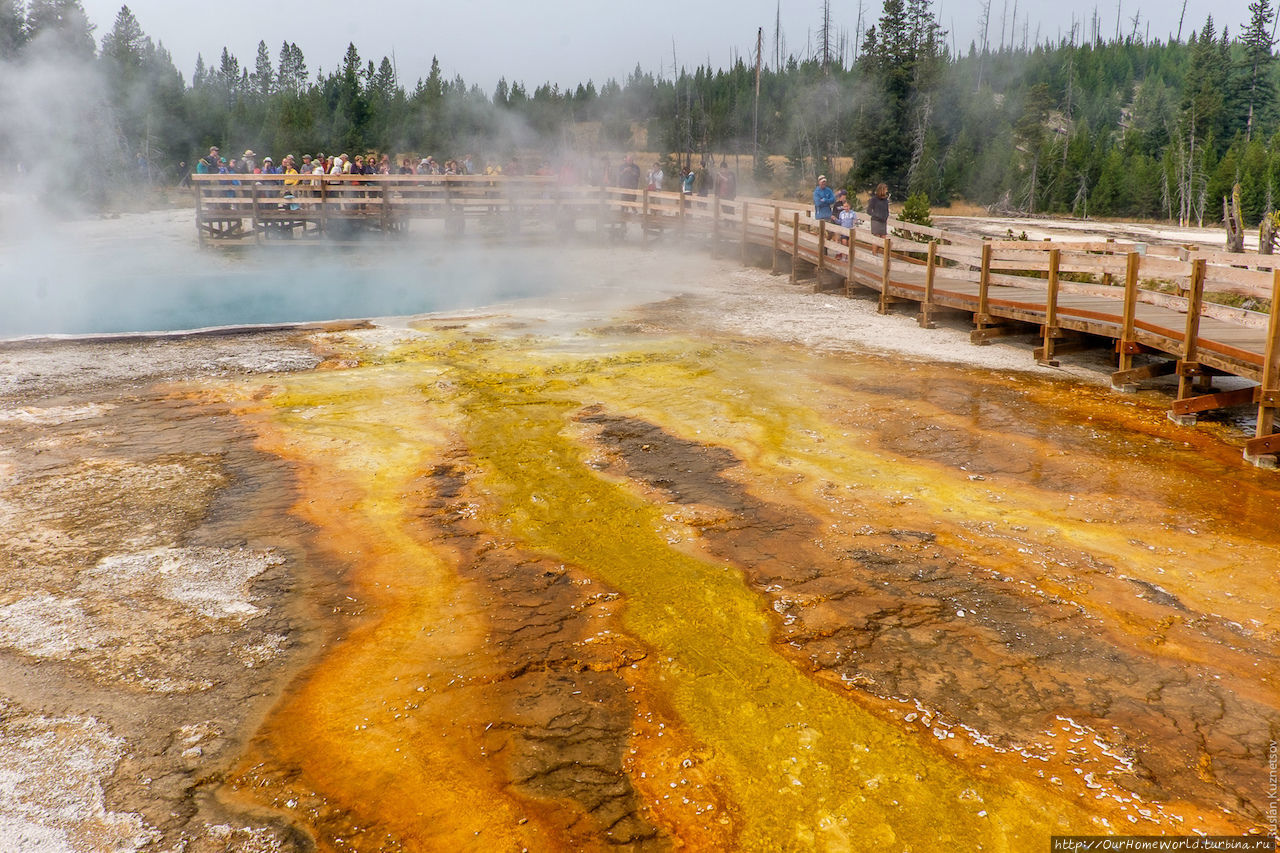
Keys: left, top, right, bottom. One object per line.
{"left": 790, "top": 212, "right": 801, "bottom": 285}
{"left": 1246, "top": 267, "right": 1280, "bottom": 466}
{"left": 1171, "top": 386, "right": 1259, "bottom": 416}
{"left": 1175, "top": 259, "right": 1209, "bottom": 404}
{"left": 1038, "top": 248, "right": 1062, "bottom": 364}
{"left": 1117, "top": 252, "right": 1142, "bottom": 372}
{"left": 771, "top": 205, "right": 781, "bottom": 275}
{"left": 918, "top": 241, "right": 938, "bottom": 328}
{"left": 1111, "top": 360, "right": 1177, "bottom": 390}
{"left": 878, "top": 236, "right": 893, "bottom": 314}
{"left": 971, "top": 323, "right": 1026, "bottom": 344}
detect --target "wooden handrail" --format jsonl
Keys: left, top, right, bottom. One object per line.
{"left": 193, "top": 176, "right": 1280, "bottom": 306}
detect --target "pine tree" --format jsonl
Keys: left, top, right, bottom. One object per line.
{"left": 100, "top": 4, "right": 146, "bottom": 77}
{"left": 251, "top": 39, "right": 273, "bottom": 99}
{"left": 293, "top": 44, "right": 306, "bottom": 84}
{"left": 0, "top": 0, "right": 26, "bottom": 59}
{"left": 855, "top": 0, "right": 947, "bottom": 190}
{"left": 1240, "top": 0, "right": 1276, "bottom": 141}
{"left": 25, "top": 0, "right": 94, "bottom": 59}
{"left": 1176, "top": 20, "right": 1225, "bottom": 224}
{"left": 217, "top": 47, "right": 240, "bottom": 97}
{"left": 332, "top": 42, "right": 368, "bottom": 153}
{"left": 898, "top": 190, "right": 933, "bottom": 228}
{"left": 1013, "top": 82, "right": 1054, "bottom": 212}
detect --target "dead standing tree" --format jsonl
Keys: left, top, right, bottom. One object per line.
{"left": 1225, "top": 182, "right": 1246, "bottom": 253}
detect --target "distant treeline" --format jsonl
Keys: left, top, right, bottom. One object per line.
{"left": 4, "top": 0, "right": 1280, "bottom": 224}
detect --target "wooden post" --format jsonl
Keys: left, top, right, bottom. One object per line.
{"left": 976, "top": 241, "right": 993, "bottom": 327}
{"left": 194, "top": 180, "right": 205, "bottom": 247}
{"left": 712, "top": 192, "right": 721, "bottom": 258}
{"left": 790, "top": 212, "right": 801, "bottom": 285}
{"left": 251, "top": 184, "right": 261, "bottom": 242}
{"left": 1117, "top": 251, "right": 1142, "bottom": 372}
{"left": 878, "top": 235, "right": 893, "bottom": 314}
{"left": 380, "top": 182, "right": 389, "bottom": 233}
{"left": 919, "top": 240, "right": 939, "bottom": 328}
{"left": 845, "top": 229, "right": 857, "bottom": 298}
{"left": 1040, "top": 248, "right": 1062, "bottom": 363}
{"left": 1247, "top": 268, "right": 1280, "bottom": 459}
{"left": 1177, "top": 258, "right": 1208, "bottom": 401}
{"left": 816, "top": 219, "right": 827, "bottom": 282}
{"left": 771, "top": 205, "right": 780, "bottom": 274}
{"left": 319, "top": 178, "right": 328, "bottom": 234}
{"left": 741, "top": 201, "right": 750, "bottom": 265}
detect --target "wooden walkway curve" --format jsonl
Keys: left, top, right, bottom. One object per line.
{"left": 192, "top": 174, "right": 1280, "bottom": 468}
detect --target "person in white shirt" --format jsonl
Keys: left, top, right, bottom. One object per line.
{"left": 647, "top": 162, "right": 663, "bottom": 191}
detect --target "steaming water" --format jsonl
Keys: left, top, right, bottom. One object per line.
{"left": 3, "top": 250, "right": 564, "bottom": 338}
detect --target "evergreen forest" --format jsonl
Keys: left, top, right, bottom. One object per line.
{"left": 4, "top": 0, "right": 1280, "bottom": 226}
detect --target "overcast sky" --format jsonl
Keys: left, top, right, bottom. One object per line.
{"left": 79, "top": 0, "right": 1240, "bottom": 93}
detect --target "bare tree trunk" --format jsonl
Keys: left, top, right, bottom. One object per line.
{"left": 977, "top": 0, "right": 992, "bottom": 90}
{"left": 908, "top": 96, "right": 933, "bottom": 190}
{"left": 1226, "top": 183, "right": 1245, "bottom": 253}
{"left": 1029, "top": 157, "right": 1038, "bottom": 214}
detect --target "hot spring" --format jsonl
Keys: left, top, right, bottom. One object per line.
{"left": 0, "top": 240, "right": 637, "bottom": 338}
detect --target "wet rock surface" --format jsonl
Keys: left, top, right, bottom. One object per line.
{"left": 0, "top": 333, "right": 329, "bottom": 852}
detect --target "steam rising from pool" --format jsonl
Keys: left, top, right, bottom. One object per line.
{"left": 0, "top": 222, "right": 684, "bottom": 339}
{"left": 4, "top": 248, "right": 569, "bottom": 337}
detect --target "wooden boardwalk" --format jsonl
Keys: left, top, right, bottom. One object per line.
{"left": 192, "top": 174, "right": 1280, "bottom": 467}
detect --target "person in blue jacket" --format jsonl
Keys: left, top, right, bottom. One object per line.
{"left": 813, "top": 175, "right": 836, "bottom": 220}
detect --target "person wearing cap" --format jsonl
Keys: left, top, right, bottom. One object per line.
{"left": 198, "top": 146, "right": 220, "bottom": 174}
{"left": 830, "top": 188, "right": 848, "bottom": 224}
{"left": 813, "top": 174, "right": 835, "bottom": 221}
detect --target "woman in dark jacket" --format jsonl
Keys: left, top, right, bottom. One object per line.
{"left": 867, "top": 183, "right": 890, "bottom": 237}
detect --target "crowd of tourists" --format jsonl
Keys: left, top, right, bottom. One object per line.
{"left": 193, "top": 146, "right": 482, "bottom": 178}
{"left": 189, "top": 146, "right": 750, "bottom": 199}
{"left": 190, "top": 145, "right": 887, "bottom": 229}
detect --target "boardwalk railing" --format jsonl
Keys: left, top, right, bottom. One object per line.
{"left": 192, "top": 174, "right": 1280, "bottom": 467}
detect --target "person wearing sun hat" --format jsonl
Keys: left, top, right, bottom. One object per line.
{"left": 813, "top": 174, "right": 835, "bottom": 221}
{"left": 241, "top": 150, "right": 257, "bottom": 173}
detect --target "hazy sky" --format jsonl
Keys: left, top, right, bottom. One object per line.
{"left": 79, "top": 0, "right": 1239, "bottom": 92}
